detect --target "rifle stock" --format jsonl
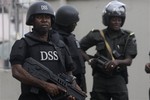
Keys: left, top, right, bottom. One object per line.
{"left": 23, "top": 57, "right": 87, "bottom": 100}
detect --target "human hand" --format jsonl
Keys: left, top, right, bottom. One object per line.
{"left": 75, "top": 83, "right": 86, "bottom": 95}
{"left": 105, "top": 60, "right": 119, "bottom": 72}
{"left": 44, "top": 82, "right": 66, "bottom": 96}
{"left": 145, "top": 63, "right": 150, "bottom": 73}
{"left": 67, "top": 95, "right": 76, "bottom": 100}
{"left": 72, "top": 81, "right": 87, "bottom": 98}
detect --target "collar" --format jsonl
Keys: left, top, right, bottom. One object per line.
{"left": 105, "top": 28, "right": 125, "bottom": 39}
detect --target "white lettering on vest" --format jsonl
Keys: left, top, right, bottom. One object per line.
{"left": 40, "top": 51, "right": 59, "bottom": 61}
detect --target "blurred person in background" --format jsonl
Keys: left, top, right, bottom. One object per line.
{"left": 54, "top": 5, "right": 87, "bottom": 94}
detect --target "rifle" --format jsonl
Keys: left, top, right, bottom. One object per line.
{"left": 87, "top": 54, "right": 109, "bottom": 67}
{"left": 89, "top": 54, "right": 120, "bottom": 70}
{"left": 96, "top": 55, "right": 109, "bottom": 67}
{"left": 23, "top": 57, "right": 87, "bottom": 100}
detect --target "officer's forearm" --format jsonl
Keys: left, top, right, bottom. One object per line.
{"left": 11, "top": 64, "right": 48, "bottom": 89}
{"left": 80, "top": 49, "right": 91, "bottom": 62}
{"left": 117, "top": 57, "right": 132, "bottom": 66}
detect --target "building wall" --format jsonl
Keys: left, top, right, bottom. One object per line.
{"left": 0, "top": 0, "right": 150, "bottom": 100}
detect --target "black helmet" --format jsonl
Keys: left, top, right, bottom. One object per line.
{"left": 26, "top": 1, "right": 54, "bottom": 26}
{"left": 55, "top": 5, "right": 79, "bottom": 27}
{"left": 102, "top": 0, "right": 126, "bottom": 27}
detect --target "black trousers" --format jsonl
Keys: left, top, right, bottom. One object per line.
{"left": 90, "top": 75, "right": 128, "bottom": 100}
{"left": 18, "top": 93, "right": 50, "bottom": 100}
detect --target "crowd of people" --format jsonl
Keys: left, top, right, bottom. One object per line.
{"left": 8, "top": 0, "right": 149, "bottom": 100}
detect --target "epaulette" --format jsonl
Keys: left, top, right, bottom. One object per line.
{"left": 91, "top": 29, "right": 99, "bottom": 32}
{"left": 129, "top": 32, "right": 134, "bottom": 36}
{"left": 122, "top": 29, "right": 134, "bottom": 36}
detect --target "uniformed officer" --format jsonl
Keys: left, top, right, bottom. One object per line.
{"left": 80, "top": 0, "right": 137, "bottom": 100}
{"left": 145, "top": 62, "right": 150, "bottom": 100}
{"left": 145, "top": 62, "right": 150, "bottom": 73}
{"left": 54, "top": 5, "right": 87, "bottom": 93}
{"left": 145, "top": 54, "right": 150, "bottom": 100}
{"left": 9, "top": 1, "right": 77, "bottom": 100}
